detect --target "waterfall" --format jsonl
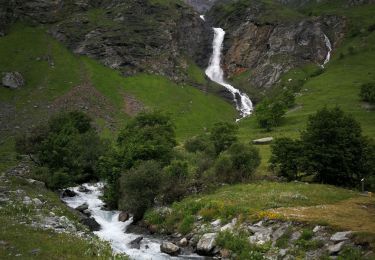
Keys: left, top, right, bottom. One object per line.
{"left": 205, "top": 28, "right": 253, "bottom": 119}
{"left": 321, "top": 34, "right": 332, "bottom": 68}
{"left": 199, "top": 15, "right": 205, "bottom": 21}
{"left": 62, "top": 183, "right": 202, "bottom": 259}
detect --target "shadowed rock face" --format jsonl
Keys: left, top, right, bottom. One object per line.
{"left": 223, "top": 16, "right": 346, "bottom": 88}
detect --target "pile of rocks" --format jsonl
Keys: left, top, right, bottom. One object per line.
{"left": 157, "top": 217, "right": 369, "bottom": 258}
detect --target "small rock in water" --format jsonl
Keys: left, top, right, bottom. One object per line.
{"left": 129, "top": 237, "right": 143, "bottom": 249}
{"left": 61, "top": 189, "right": 76, "bottom": 198}
{"left": 160, "top": 242, "right": 180, "bottom": 256}
{"left": 78, "top": 186, "right": 90, "bottom": 193}
{"left": 330, "top": 231, "right": 352, "bottom": 242}
{"left": 118, "top": 212, "right": 129, "bottom": 222}
{"left": 75, "top": 203, "right": 89, "bottom": 212}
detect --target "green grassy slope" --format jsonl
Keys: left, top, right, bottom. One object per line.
{"left": 0, "top": 24, "right": 237, "bottom": 171}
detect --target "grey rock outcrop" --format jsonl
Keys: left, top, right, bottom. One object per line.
{"left": 129, "top": 236, "right": 143, "bottom": 249}
{"left": 2, "top": 72, "right": 24, "bottom": 89}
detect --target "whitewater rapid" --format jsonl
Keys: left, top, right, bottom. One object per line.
{"left": 62, "top": 183, "right": 202, "bottom": 260}
{"left": 205, "top": 28, "right": 253, "bottom": 119}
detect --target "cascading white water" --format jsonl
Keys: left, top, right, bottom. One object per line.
{"left": 321, "top": 34, "right": 332, "bottom": 68}
{"left": 205, "top": 28, "right": 253, "bottom": 119}
{"left": 62, "top": 183, "right": 202, "bottom": 260}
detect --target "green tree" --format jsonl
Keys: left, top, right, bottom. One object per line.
{"left": 119, "top": 161, "right": 162, "bottom": 221}
{"left": 16, "top": 111, "right": 105, "bottom": 189}
{"left": 162, "top": 160, "right": 190, "bottom": 204}
{"left": 210, "top": 122, "right": 238, "bottom": 154}
{"left": 117, "top": 111, "right": 176, "bottom": 168}
{"left": 214, "top": 143, "right": 260, "bottom": 184}
{"left": 255, "top": 99, "right": 286, "bottom": 131}
{"left": 270, "top": 138, "right": 302, "bottom": 181}
{"left": 301, "top": 107, "right": 371, "bottom": 186}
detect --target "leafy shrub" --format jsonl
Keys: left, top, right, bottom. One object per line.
{"left": 214, "top": 143, "right": 260, "bottom": 184}
{"left": 118, "top": 161, "right": 163, "bottom": 221}
{"left": 270, "top": 138, "right": 303, "bottom": 181}
{"left": 359, "top": 82, "right": 375, "bottom": 104}
{"left": 161, "top": 160, "right": 190, "bottom": 204}
{"left": 117, "top": 111, "right": 176, "bottom": 168}
{"left": 184, "top": 134, "right": 213, "bottom": 154}
{"left": 255, "top": 99, "right": 286, "bottom": 131}
{"left": 210, "top": 122, "right": 238, "bottom": 154}
{"left": 16, "top": 111, "right": 105, "bottom": 189}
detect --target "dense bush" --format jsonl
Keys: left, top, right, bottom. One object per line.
{"left": 16, "top": 111, "right": 105, "bottom": 189}
{"left": 117, "top": 111, "right": 176, "bottom": 168}
{"left": 210, "top": 122, "right": 238, "bottom": 154}
{"left": 255, "top": 99, "right": 286, "bottom": 131}
{"left": 214, "top": 143, "right": 260, "bottom": 184}
{"left": 270, "top": 107, "right": 374, "bottom": 188}
{"left": 100, "top": 111, "right": 177, "bottom": 209}
{"left": 184, "top": 134, "right": 213, "bottom": 154}
{"left": 161, "top": 160, "right": 190, "bottom": 204}
{"left": 119, "top": 161, "right": 163, "bottom": 221}
{"left": 359, "top": 82, "right": 375, "bottom": 104}
{"left": 270, "top": 138, "right": 303, "bottom": 181}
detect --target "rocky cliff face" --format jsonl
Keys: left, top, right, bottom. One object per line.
{"left": 207, "top": 0, "right": 347, "bottom": 94}
{"left": 0, "top": 0, "right": 212, "bottom": 82}
{"left": 223, "top": 16, "right": 346, "bottom": 89}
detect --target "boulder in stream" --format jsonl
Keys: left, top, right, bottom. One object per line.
{"left": 75, "top": 203, "right": 89, "bottom": 212}
{"left": 81, "top": 217, "right": 101, "bottom": 231}
{"left": 61, "top": 189, "right": 76, "bottom": 198}
{"left": 129, "top": 236, "right": 143, "bottom": 249}
{"left": 118, "top": 212, "right": 130, "bottom": 222}
{"left": 160, "top": 242, "right": 180, "bottom": 256}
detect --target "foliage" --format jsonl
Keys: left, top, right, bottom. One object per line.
{"left": 359, "top": 82, "right": 375, "bottom": 104}
{"left": 119, "top": 161, "right": 163, "bottom": 221}
{"left": 270, "top": 107, "right": 374, "bottom": 188}
{"left": 210, "top": 122, "right": 238, "bottom": 154}
{"left": 117, "top": 111, "right": 176, "bottom": 168}
{"left": 270, "top": 138, "right": 303, "bottom": 181}
{"left": 16, "top": 111, "right": 105, "bottom": 189}
{"left": 161, "top": 160, "right": 190, "bottom": 204}
{"left": 301, "top": 107, "right": 373, "bottom": 186}
{"left": 214, "top": 143, "right": 260, "bottom": 184}
{"left": 216, "top": 231, "right": 265, "bottom": 260}
{"left": 255, "top": 98, "right": 286, "bottom": 131}
{"left": 184, "top": 134, "right": 213, "bottom": 154}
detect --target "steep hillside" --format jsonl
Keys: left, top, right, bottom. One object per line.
{"left": 0, "top": 24, "right": 236, "bottom": 172}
